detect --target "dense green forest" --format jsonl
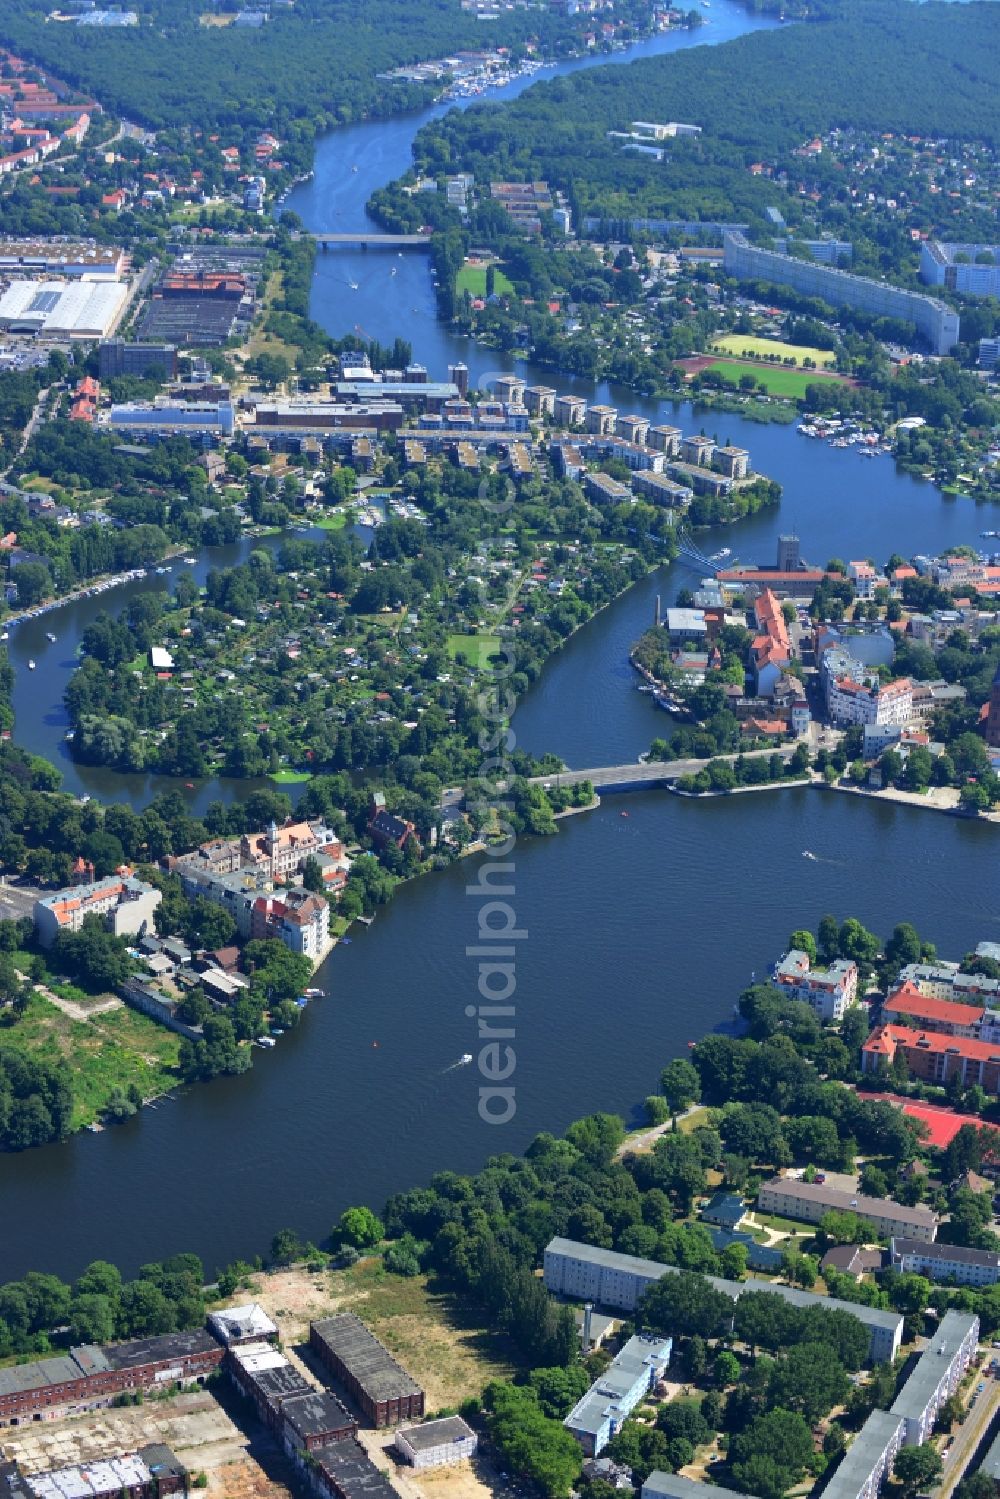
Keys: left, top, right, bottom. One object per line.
{"left": 403, "top": 0, "right": 1000, "bottom": 227}
{"left": 0, "top": 0, "right": 615, "bottom": 133}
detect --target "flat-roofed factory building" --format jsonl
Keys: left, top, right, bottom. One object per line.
{"left": 310, "top": 1314, "right": 424, "bottom": 1427}
{"left": 395, "top": 1416, "right": 478, "bottom": 1468}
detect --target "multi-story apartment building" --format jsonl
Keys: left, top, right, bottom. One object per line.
{"left": 34, "top": 874, "right": 162, "bottom": 947}
{"left": 564, "top": 1334, "right": 672, "bottom": 1456}
{"left": 250, "top": 888, "right": 330, "bottom": 960}
{"left": 724, "top": 231, "right": 960, "bottom": 355}
{"left": 890, "top": 1311, "right": 980, "bottom": 1445}
{"left": 756, "top": 1176, "right": 938, "bottom": 1242}
{"left": 827, "top": 675, "right": 913, "bottom": 729}
{"left": 542, "top": 1239, "right": 903, "bottom": 1362}
{"left": 890, "top": 1238, "right": 1000, "bottom": 1288}
{"left": 862, "top": 1025, "right": 1000, "bottom": 1096}
{"left": 773, "top": 949, "right": 859, "bottom": 1021}
{"left": 920, "top": 241, "right": 1000, "bottom": 300}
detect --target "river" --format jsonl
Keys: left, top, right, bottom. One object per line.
{"left": 0, "top": 8, "right": 996, "bottom": 1282}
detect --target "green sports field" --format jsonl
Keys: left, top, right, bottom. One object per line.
{"left": 456, "top": 263, "right": 515, "bottom": 298}
{"left": 700, "top": 359, "right": 843, "bottom": 398}
{"left": 712, "top": 334, "right": 836, "bottom": 367}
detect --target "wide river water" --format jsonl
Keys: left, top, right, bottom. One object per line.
{"left": 1, "top": 6, "right": 997, "bottom": 1281}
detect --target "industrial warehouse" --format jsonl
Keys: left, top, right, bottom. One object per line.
{"left": 0, "top": 280, "right": 129, "bottom": 339}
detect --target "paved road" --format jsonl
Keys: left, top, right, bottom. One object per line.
{"left": 938, "top": 1365, "right": 1000, "bottom": 1499}
{"left": 530, "top": 745, "right": 797, "bottom": 791}
{"left": 0, "top": 882, "right": 43, "bottom": 922}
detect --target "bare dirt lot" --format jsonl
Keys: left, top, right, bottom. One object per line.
{"left": 246, "top": 1261, "right": 520, "bottom": 1412}
{"left": 0, "top": 1392, "right": 247, "bottom": 1476}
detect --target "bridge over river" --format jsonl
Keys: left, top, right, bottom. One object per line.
{"left": 529, "top": 746, "right": 797, "bottom": 792}
{"left": 303, "top": 232, "right": 433, "bottom": 248}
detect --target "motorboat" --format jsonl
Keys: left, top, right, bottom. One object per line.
{"left": 27, "top": 659, "right": 36, "bottom": 670}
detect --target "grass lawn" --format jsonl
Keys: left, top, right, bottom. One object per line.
{"left": 712, "top": 334, "right": 836, "bottom": 368}
{"left": 1, "top": 994, "right": 180, "bottom": 1129}
{"left": 312, "top": 512, "right": 349, "bottom": 530}
{"left": 748, "top": 1209, "right": 813, "bottom": 1235}
{"left": 446, "top": 632, "right": 503, "bottom": 669}
{"left": 270, "top": 768, "right": 312, "bottom": 784}
{"left": 699, "top": 358, "right": 842, "bottom": 399}
{"left": 456, "top": 263, "right": 515, "bottom": 298}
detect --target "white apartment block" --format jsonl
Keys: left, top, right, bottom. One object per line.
{"left": 827, "top": 675, "right": 913, "bottom": 728}
{"left": 890, "top": 1311, "right": 979, "bottom": 1445}
{"left": 890, "top": 1238, "right": 1000, "bottom": 1288}
{"left": 773, "top": 949, "right": 859, "bottom": 1021}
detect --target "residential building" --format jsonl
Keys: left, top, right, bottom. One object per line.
{"left": 367, "top": 794, "right": 416, "bottom": 852}
{"left": 896, "top": 961, "right": 1000, "bottom": 1006}
{"left": 820, "top": 1245, "right": 884, "bottom": 1280}
{"left": 542, "top": 1238, "right": 903, "bottom": 1361}
{"left": 700, "top": 1193, "right": 746, "bottom": 1229}
{"left": 756, "top": 1176, "right": 938, "bottom": 1242}
{"left": 821, "top": 1411, "right": 905, "bottom": 1499}
{"left": 647, "top": 425, "right": 682, "bottom": 456}
{"left": 564, "top": 1334, "right": 672, "bottom": 1456}
{"left": 631, "top": 471, "right": 691, "bottom": 507}
{"left": 772, "top": 949, "right": 859, "bottom": 1021}
{"left": 724, "top": 231, "right": 960, "bottom": 355}
{"left": 555, "top": 394, "right": 586, "bottom": 427}
{"left": 0, "top": 1446, "right": 186, "bottom": 1499}
{"left": 251, "top": 888, "right": 329, "bottom": 960}
{"left": 395, "top": 1416, "right": 478, "bottom": 1469}
{"left": 751, "top": 588, "right": 791, "bottom": 698}
{"left": 310, "top": 1315, "right": 424, "bottom": 1427}
{"left": 714, "top": 445, "right": 750, "bottom": 479}
{"left": 643, "top": 1476, "right": 745, "bottom": 1499}
{"left": 920, "top": 241, "right": 1000, "bottom": 300}
{"left": 680, "top": 435, "right": 715, "bottom": 467}
{"left": 863, "top": 1024, "right": 1000, "bottom": 1095}
{"left": 524, "top": 385, "right": 556, "bottom": 417}
{"left": 890, "top": 1238, "right": 1000, "bottom": 1288}
{"left": 890, "top": 1311, "right": 979, "bottom": 1444}
{"left": 239, "top": 819, "right": 340, "bottom": 881}
{"left": 827, "top": 676, "right": 913, "bottom": 729}
{"left": 881, "top": 986, "right": 984, "bottom": 1038}
{"left": 979, "top": 337, "right": 1000, "bottom": 371}
{"left": 586, "top": 404, "right": 618, "bottom": 436}
{"left": 584, "top": 471, "right": 631, "bottom": 505}
{"left": 34, "top": 874, "right": 161, "bottom": 947}
{"left": 543, "top": 1237, "right": 668, "bottom": 1313}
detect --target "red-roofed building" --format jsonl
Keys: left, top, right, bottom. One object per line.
{"left": 862, "top": 1024, "right": 1000, "bottom": 1094}
{"left": 882, "top": 984, "right": 984, "bottom": 1038}
{"left": 751, "top": 588, "right": 791, "bottom": 697}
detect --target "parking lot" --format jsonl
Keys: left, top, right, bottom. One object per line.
{"left": 0, "top": 880, "right": 42, "bottom": 923}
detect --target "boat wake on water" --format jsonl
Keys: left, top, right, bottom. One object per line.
{"left": 442, "top": 1053, "right": 474, "bottom": 1073}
